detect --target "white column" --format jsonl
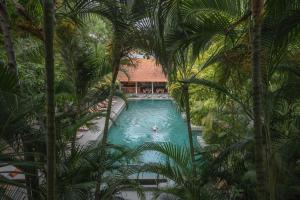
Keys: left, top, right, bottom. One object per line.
{"left": 135, "top": 82, "right": 138, "bottom": 94}
{"left": 151, "top": 82, "right": 154, "bottom": 94}
{"left": 119, "top": 82, "right": 122, "bottom": 91}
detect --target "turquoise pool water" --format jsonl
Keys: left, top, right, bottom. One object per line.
{"left": 108, "top": 100, "right": 191, "bottom": 163}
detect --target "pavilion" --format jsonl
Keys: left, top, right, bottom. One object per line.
{"left": 117, "top": 58, "right": 168, "bottom": 94}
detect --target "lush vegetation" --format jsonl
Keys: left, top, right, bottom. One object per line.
{"left": 0, "top": 0, "right": 299, "bottom": 200}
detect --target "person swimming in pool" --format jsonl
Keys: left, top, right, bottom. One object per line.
{"left": 152, "top": 125, "right": 158, "bottom": 132}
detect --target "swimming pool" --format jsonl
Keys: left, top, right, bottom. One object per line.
{"left": 108, "top": 100, "right": 195, "bottom": 163}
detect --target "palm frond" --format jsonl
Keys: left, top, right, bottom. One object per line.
{"left": 184, "top": 77, "right": 252, "bottom": 118}
{"left": 0, "top": 66, "right": 18, "bottom": 94}
{"left": 137, "top": 142, "right": 191, "bottom": 168}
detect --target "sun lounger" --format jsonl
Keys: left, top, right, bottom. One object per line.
{"left": 78, "top": 125, "right": 89, "bottom": 132}
{"left": 9, "top": 168, "right": 21, "bottom": 178}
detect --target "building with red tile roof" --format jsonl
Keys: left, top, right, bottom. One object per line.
{"left": 117, "top": 58, "right": 168, "bottom": 94}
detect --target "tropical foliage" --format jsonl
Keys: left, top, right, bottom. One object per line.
{"left": 0, "top": 0, "right": 299, "bottom": 200}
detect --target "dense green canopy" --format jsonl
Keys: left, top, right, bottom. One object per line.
{"left": 0, "top": 0, "right": 299, "bottom": 200}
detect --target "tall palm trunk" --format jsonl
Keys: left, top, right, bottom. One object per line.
{"left": 101, "top": 39, "right": 122, "bottom": 147}
{"left": 23, "top": 137, "right": 40, "bottom": 200}
{"left": 95, "top": 40, "right": 122, "bottom": 200}
{"left": 95, "top": 63, "right": 119, "bottom": 200}
{"left": 101, "top": 62, "right": 120, "bottom": 146}
{"left": 183, "top": 84, "right": 195, "bottom": 162}
{"left": 0, "top": 0, "right": 18, "bottom": 75}
{"left": 43, "top": 0, "right": 56, "bottom": 199}
{"left": 251, "top": 0, "right": 267, "bottom": 200}
{"left": 71, "top": 97, "right": 81, "bottom": 156}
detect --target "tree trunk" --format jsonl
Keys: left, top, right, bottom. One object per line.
{"left": 71, "top": 102, "right": 81, "bottom": 156}
{"left": 101, "top": 39, "right": 122, "bottom": 147}
{"left": 22, "top": 137, "right": 40, "bottom": 200}
{"left": 101, "top": 68, "right": 119, "bottom": 147}
{"left": 95, "top": 41, "right": 122, "bottom": 200}
{"left": 95, "top": 68, "right": 119, "bottom": 200}
{"left": 43, "top": 0, "right": 56, "bottom": 199}
{"left": 0, "top": 0, "right": 18, "bottom": 75}
{"left": 183, "top": 84, "right": 195, "bottom": 162}
{"left": 251, "top": 0, "right": 267, "bottom": 200}
{"left": 94, "top": 180, "right": 102, "bottom": 200}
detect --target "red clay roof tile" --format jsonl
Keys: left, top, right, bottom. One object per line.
{"left": 117, "top": 58, "right": 167, "bottom": 82}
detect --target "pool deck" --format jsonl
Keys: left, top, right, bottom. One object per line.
{"left": 77, "top": 96, "right": 126, "bottom": 146}
{"left": 127, "top": 93, "right": 171, "bottom": 100}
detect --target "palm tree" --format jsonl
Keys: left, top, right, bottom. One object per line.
{"left": 43, "top": 0, "right": 56, "bottom": 199}
{"left": 0, "top": 64, "right": 45, "bottom": 199}
{"left": 137, "top": 142, "right": 218, "bottom": 200}
{"left": 53, "top": 80, "right": 130, "bottom": 200}
{"left": 54, "top": 127, "right": 144, "bottom": 200}
{"left": 56, "top": 21, "right": 112, "bottom": 154}
{"left": 67, "top": 1, "right": 154, "bottom": 198}
{"left": 250, "top": 0, "right": 267, "bottom": 199}
{"left": 168, "top": 52, "right": 197, "bottom": 162}
{"left": 148, "top": 1, "right": 268, "bottom": 199}
{"left": 128, "top": 2, "right": 197, "bottom": 161}
{"left": 80, "top": 2, "right": 131, "bottom": 198}
{"left": 0, "top": 2, "right": 43, "bottom": 199}
{"left": 158, "top": 0, "right": 249, "bottom": 164}
{"left": 0, "top": 0, "right": 18, "bottom": 75}
{"left": 183, "top": 83, "right": 196, "bottom": 162}
{"left": 142, "top": 2, "right": 300, "bottom": 200}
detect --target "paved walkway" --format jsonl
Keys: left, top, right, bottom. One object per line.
{"left": 127, "top": 93, "right": 171, "bottom": 100}
{"left": 77, "top": 96, "right": 126, "bottom": 146}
